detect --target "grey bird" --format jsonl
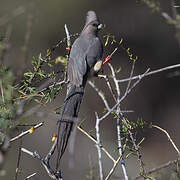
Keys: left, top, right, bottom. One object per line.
{"left": 56, "top": 11, "right": 103, "bottom": 169}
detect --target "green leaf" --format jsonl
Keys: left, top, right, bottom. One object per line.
{"left": 24, "top": 72, "right": 33, "bottom": 78}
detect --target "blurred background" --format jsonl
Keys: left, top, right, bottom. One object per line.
{"left": 0, "top": 0, "right": 180, "bottom": 179}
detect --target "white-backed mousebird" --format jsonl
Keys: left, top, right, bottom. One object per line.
{"left": 56, "top": 11, "right": 103, "bottom": 169}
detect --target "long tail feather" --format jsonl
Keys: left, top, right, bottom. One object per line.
{"left": 56, "top": 85, "right": 84, "bottom": 170}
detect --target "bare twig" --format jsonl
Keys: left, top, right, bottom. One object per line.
{"left": 125, "top": 60, "right": 136, "bottom": 94}
{"left": 89, "top": 64, "right": 149, "bottom": 178}
{"left": 10, "top": 122, "right": 44, "bottom": 142}
{"left": 78, "top": 124, "right": 125, "bottom": 180}
{"left": 98, "top": 69, "right": 150, "bottom": 121}
{"left": 52, "top": 33, "right": 79, "bottom": 51}
{"left": 79, "top": 59, "right": 149, "bottom": 180}
{"left": 152, "top": 124, "right": 180, "bottom": 155}
{"left": 24, "top": 172, "right": 36, "bottom": 180}
{"left": 102, "top": 48, "right": 118, "bottom": 65}
{"left": 44, "top": 138, "right": 57, "bottom": 163}
{"left": 21, "top": 148, "right": 34, "bottom": 157}
{"left": 15, "top": 138, "right": 23, "bottom": 180}
{"left": 116, "top": 119, "right": 129, "bottom": 180}
{"left": 161, "top": 12, "right": 173, "bottom": 22}
{"left": 87, "top": 65, "right": 149, "bottom": 179}
{"left": 110, "top": 48, "right": 118, "bottom": 57}
{"left": 108, "top": 63, "right": 121, "bottom": 98}
{"left": 134, "top": 157, "right": 180, "bottom": 180}
{"left": 88, "top": 81, "right": 110, "bottom": 111}
{"left": 88, "top": 63, "right": 142, "bottom": 180}
{"left": 88, "top": 80, "right": 133, "bottom": 114}
{"left": 36, "top": 79, "right": 66, "bottom": 94}
{"left": 117, "top": 64, "right": 148, "bottom": 178}
{"left": 22, "top": 138, "right": 62, "bottom": 180}
{"left": 43, "top": 139, "right": 61, "bottom": 180}
{"left": 98, "top": 74, "right": 117, "bottom": 101}
{"left": 118, "top": 64, "right": 180, "bottom": 83}
{"left": 97, "top": 47, "right": 120, "bottom": 102}
{"left": 64, "top": 24, "right": 71, "bottom": 48}
{"left": 77, "top": 125, "right": 115, "bottom": 163}
{"left": 108, "top": 63, "right": 129, "bottom": 180}
{"left": 95, "top": 112, "right": 104, "bottom": 180}
{"left": 122, "top": 117, "right": 146, "bottom": 178}
{"left": 105, "top": 156, "right": 121, "bottom": 180}
{"left": 120, "top": 65, "right": 148, "bottom": 177}
{"left": 88, "top": 62, "right": 131, "bottom": 179}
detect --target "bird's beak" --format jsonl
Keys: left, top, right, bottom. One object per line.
{"left": 98, "top": 24, "right": 103, "bottom": 30}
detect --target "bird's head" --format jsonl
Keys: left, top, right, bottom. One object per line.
{"left": 82, "top": 11, "right": 103, "bottom": 35}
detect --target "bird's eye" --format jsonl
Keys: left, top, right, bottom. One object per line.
{"left": 92, "top": 23, "right": 98, "bottom": 27}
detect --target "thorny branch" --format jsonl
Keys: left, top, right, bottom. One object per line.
{"left": 108, "top": 62, "right": 126, "bottom": 179}
{"left": 83, "top": 61, "right": 149, "bottom": 179}
{"left": 97, "top": 68, "right": 150, "bottom": 121}
{"left": 19, "top": 55, "right": 180, "bottom": 179}
{"left": 108, "top": 61, "right": 134, "bottom": 180}
{"left": 121, "top": 60, "right": 146, "bottom": 178}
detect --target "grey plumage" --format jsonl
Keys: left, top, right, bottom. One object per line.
{"left": 56, "top": 10, "right": 103, "bottom": 169}
{"left": 68, "top": 11, "right": 103, "bottom": 87}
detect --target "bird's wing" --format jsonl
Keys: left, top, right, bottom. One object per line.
{"left": 86, "top": 37, "right": 103, "bottom": 69}
{"left": 68, "top": 37, "right": 103, "bottom": 87}
{"left": 68, "top": 38, "right": 87, "bottom": 87}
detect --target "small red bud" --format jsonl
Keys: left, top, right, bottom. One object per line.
{"left": 53, "top": 133, "right": 57, "bottom": 137}
{"left": 102, "top": 56, "right": 112, "bottom": 65}
{"left": 29, "top": 127, "right": 34, "bottom": 134}
{"left": 52, "top": 133, "right": 57, "bottom": 142}
{"left": 66, "top": 47, "right": 71, "bottom": 51}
